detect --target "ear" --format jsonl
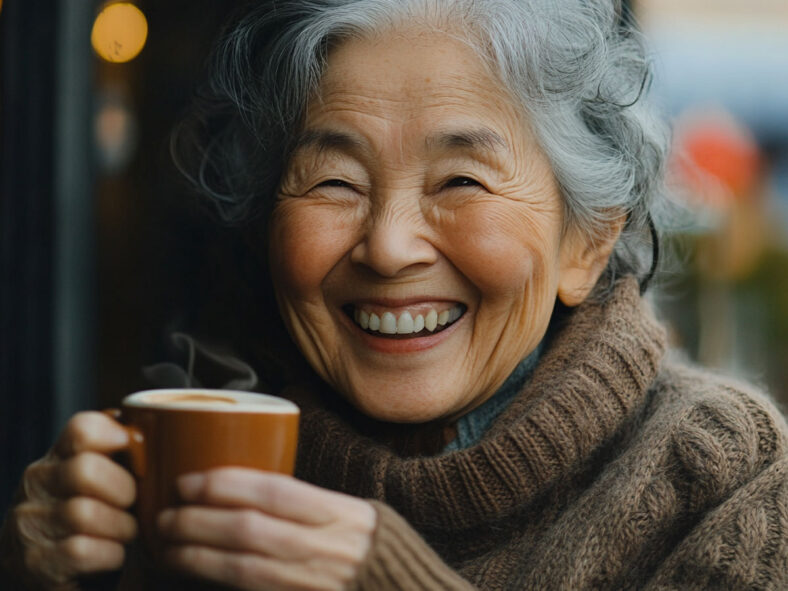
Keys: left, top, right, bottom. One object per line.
{"left": 557, "top": 215, "right": 626, "bottom": 307}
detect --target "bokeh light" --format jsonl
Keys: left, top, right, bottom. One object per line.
{"left": 91, "top": 3, "right": 148, "bottom": 64}
{"left": 673, "top": 109, "right": 762, "bottom": 208}
{"left": 94, "top": 90, "right": 138, "bottom": 174}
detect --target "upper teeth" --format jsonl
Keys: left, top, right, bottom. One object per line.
{"left": 353, "top": 305, "right": 463, "bottom": 335}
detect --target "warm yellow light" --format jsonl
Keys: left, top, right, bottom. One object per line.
{"left": 91, "top": 3, "right": 148, "bottom": 64}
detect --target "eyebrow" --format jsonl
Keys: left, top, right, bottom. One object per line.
{"left": 289, "top": 126, "right": 509, "bottom": 157}
{"left": 290, "top": 129, "right": 366, "bottom": 155}
{"left": 426, "top": 128, "right": 508, "bottom": 153}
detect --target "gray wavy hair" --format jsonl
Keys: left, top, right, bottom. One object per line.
{"left": 173, "top": 0, "right": 670, "bottom": 301}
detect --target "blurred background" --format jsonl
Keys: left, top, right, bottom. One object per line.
{"left": 1, "top": 0, "right": 787, "bottom": 513}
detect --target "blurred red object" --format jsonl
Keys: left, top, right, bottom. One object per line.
{"left": 673, "top": 109, "right": 761, "bottom": 207}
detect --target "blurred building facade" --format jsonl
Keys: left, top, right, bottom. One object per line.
{"left": 638, "top": 0, "right": 788, "bottom": 408}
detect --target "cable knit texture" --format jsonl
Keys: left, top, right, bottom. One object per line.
{"left": 290, "top": 278, "right": 788, "bottom": 590}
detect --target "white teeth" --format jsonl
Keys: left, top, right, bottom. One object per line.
{"left": 425, "top": 309, "right": 438, "bottom": 331}
{"left": 380, "top": 312, "right": 397, "bottom": 334}
{"left": 352, "top": 305, "right": 463, "bottom": 335}
{"left": 397, "top": 312, "right": 414, "bottom": 334}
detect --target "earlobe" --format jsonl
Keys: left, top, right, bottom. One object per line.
{"left": 557, "top": 267, "right": 598, "bottom": 307}
{"left": 557, "top": 216, "right": 626, "bottom": 307}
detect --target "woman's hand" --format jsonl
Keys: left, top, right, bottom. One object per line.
{"left": 1, "top": 412, "right": 138, "bottom": 589}
{"left": 157, "top": 468, "right": 377, "bottom": 591}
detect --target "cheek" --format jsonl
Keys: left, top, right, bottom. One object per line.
{"left": 268, "top": 202, "right": 357, "bottom": 298}
{"left": 442, "top": 201, "right": 560, "bottom": 296}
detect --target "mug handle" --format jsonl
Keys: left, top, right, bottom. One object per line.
{"left": 103, "top": 408, "right": 146, "bottom": 478}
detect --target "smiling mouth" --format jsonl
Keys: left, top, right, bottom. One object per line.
{"left": 343, "top": 304, "right": 466, "bottom": 339}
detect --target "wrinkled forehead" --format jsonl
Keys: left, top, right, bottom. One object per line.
{"left": 304, "top": 30, "right": 528, "bottom": 142}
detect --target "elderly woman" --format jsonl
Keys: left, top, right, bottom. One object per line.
{"left": 3, "top": 0, "right": 788, "bottom": 589}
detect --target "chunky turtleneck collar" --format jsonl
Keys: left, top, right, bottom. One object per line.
{"left": 287, "top": 278, "right": 667, "bottom": 532}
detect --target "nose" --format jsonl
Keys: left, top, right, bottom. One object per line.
{"left": 350, "top": 201, "right": 438, "bottom": 277}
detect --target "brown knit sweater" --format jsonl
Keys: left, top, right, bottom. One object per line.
{"left": 290, "top": 278, "right": 788, "bottom": 590}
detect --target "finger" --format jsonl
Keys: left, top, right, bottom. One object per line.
{"left": 13, "top": 499, "right": 62, "bottom": 544}
{"left": 17, "top": 499, "right": 137, "bottom": 543}
{"left": 54, "top": 411, "right": 129, "bottom": 458}
{"left": 157, "top": 506, "right": 325, "bottom": 560}
{"left": 55, "top": 497, "right": 138, "bottom": 542}
{"left": 55, "top": 535, "right": 126, "bottom": 577}
{"left": 21, "top": 457, "right": 60, "bottom": 501}
{"left": 164, "top": 544, "right": 355, "bottom": 591}
{"left": 55, "top": 452, "right": 136, "bottom": 508}
{"left": 178, "top": 468, "right": 361, "bottom": 525}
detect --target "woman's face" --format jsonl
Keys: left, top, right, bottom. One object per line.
{"left": 269, "top": 31, "right": 607, "bottom": 423}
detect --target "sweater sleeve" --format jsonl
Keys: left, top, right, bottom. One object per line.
{"left": 353, "top": 501, "right": 476, "bottom": 591}
{"left": 644, "top": 455, "right": 788, "bottom": 591}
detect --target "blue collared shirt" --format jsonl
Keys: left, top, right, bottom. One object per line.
{"left": 442, "top": 343, "right": 543, "bottom": 453}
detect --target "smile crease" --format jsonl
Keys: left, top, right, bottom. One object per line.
{"left": 347, "top": 304, "right": 466, "bottom": 337}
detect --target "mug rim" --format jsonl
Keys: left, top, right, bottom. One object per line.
{"left": 123, "top": 389, "right": 300, "bottom": 414}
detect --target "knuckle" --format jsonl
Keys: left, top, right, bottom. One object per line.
{"left": 168, "top": 506, "right": 206, "bottom": 539}
{"left": 72, "top": 449, "right": 96, "bottom": 472}
{"left": 330, "top": 558, "right": 357, "bottom": 589}
{"left": 61, "top": 461, "right": 87, "bottom": 495}
{"left": 233, "top": 510, "right": 262, "bottom": 548}
{"left": 60, "top": 535, "right": 92, "bottom": 565}
{"left": 304, "top": 559, "right": 350, "bottom": 591}
{"left": 212, "top": 466, "right": 239, "bottom": 481}
{"left": 60, "top": 497, "right": 95, "bottom": 530}
{"left": 338, "top": 561, "right": 357, "bottom": 587}
{"left": 200, "top": 469, "right": 244, "bottom": 502}
{"left": 202, "top": 471, "right": 227, "bottom": 499}
{"left": 104, "top": 542, "right": 126, "bottom": 569}
{"left": 222, "top": 553, "right": 258, "bottom": 587}
{"left": 169, "top": 543, "right": 194, "bottom": 564}
{"left": 114, "top": 471, "right": 137, "bottom": 508}
{"left": 171, "top": 509, "right": 193, "bottom": 537}
{"left": 360, "top": 501, "right": 377, "bottom": 534}
{"left": 324, "top": 567, "right": 353, "bottom": 591}
{"left": 67, "top": 452, "right": 102, "bottom": 490}
{"left": 257, "top": 477, "right": 285, "bottom": 513}
{"left": 63, "top": 413, "right": 98, "bottom": 452}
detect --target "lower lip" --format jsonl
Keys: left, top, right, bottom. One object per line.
{"left": 340, "top": 311, "right": 463, "bottom": 354}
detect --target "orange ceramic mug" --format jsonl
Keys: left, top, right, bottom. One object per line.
{"left": 108, "top": 388, "right": 299, "bottom": 554}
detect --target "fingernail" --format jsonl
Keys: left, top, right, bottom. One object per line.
{"left": 157, "top": 508, "right": 175, "bottom": 533}
{"left": 177, "top": 472, "right": 205, "bottom": 499}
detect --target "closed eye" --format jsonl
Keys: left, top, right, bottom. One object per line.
{"left": 443, "top": 176, "right": 482, "bottom": 189}
{"left": 315, "top": 179, "right": 353, "bottom": 189}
